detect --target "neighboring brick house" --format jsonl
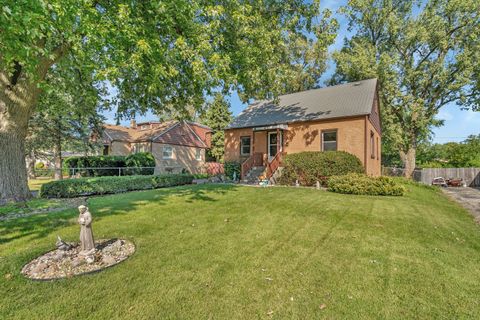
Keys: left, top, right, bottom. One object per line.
{"left": 102, "top": 120, "right": 211, "bottom": 174}
{"left": 224, "top": 78, "right": 382, "bottom": 180}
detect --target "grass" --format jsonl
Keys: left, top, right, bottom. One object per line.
{"left": 1, "top": 184, "right": 479, "bottom": 319}
{"left": 28, "top": 178, "right": 53, "bottom": 191}
{"left": 0, "top": 198, "right": 61, "bottom": 216}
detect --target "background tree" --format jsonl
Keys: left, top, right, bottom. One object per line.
{"left": 331, "top": 0, "right": 480, "bottom": 176}
{"left": 26, "top": 65, "right": 105, "bottom": 180}
{"left": 0, "top": 1, "right": 337, "bottom": 202}
{"left": 201, "top": 93, "right": 233, "bottom": 162}
{"left": 416, "top": 135, "right": 480, "bottom": 168}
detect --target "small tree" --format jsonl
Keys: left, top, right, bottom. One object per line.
{"left": 201, "top": 94, "right": 233, "bottom": 162}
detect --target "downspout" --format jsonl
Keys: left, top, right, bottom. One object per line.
{"left": 364, "top": 116, "right": 368, "bottom": 174}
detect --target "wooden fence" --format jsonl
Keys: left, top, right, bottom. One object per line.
{"left": 205, "top": 162, "right": 224, "bottom": 175}
{"left": 415, "top": 168, "right": 480, "bottom": 187}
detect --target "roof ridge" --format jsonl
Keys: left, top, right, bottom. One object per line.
{"left": 183, "top": 121, "right": 207, "bottom": 148}
{"left": 228, "top": 78, "right": 378, "bottom": 129}
{"left": 185, "top": 120, "right": 211, "bottom": 130}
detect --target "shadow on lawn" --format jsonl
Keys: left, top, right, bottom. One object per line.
{"left": 0, "top": 184, "right": 239, "bottom": 245}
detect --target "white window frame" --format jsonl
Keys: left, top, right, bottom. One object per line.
{"left": 162, "top": 146, "right": 173, "bottom": 159}
{"left": 240, "top": 136, "right": 251, "bottom": 156}
{"left": 321, "top": 130, "right": 337, "bottom": 151}
{"left": 195, "top": 149, "right": 202, "bottom": 161}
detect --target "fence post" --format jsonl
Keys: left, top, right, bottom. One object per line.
{"left": 118, "top": 167, "right": 121, "bottom": 176}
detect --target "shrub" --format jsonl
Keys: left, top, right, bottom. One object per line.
{"left": 35, "top": 162, "right": 45, "bottom": 169}
{"left": 64, "top": 153, "right": 156, "bottom": 177}
{"left": 193, "top": 173, "right": 210, "bottom": 179}
{"left": 278, "top": 151, "right": 364, "bottom": 186}
{"left": 40, "top": 174, "right": 195, "bottom": 198}
{"left": 125, "top": 152, "right": 156, "bottom": 175}
{"left": 224, "top": 162, "right": 241, "bottom": 180}
{"left": 65, "top": 155, "right": 126, "bottom": 176}
{"left": 327, "top": 173, "right": 406, "bottom": 196}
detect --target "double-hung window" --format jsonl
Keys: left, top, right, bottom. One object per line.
{"left": 195, "top": 149, "right": 202, "bottom": 161}
{"left": 240, "top": 136, "right": 251, "bottom": 156}
{"left": 322, "top": 130, "right": 337, "bottom": 151}
{"left": 163, "top": 146, "right": 173, "bottom": 159}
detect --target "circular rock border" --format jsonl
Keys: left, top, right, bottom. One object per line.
{"left": 21, "top": 238, "right": 135, "bottom": 281}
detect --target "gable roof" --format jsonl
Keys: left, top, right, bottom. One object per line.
{"left": 227, "top": 78, "right": 378, "bottom": 129}
{"left": 103, "top": 120, "right": 211, "bottom": 148}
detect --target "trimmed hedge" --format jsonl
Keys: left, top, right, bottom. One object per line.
{"left": 327, "top": 173, "right": 406, "bottom": 196}
{"left": 278, "top": 151, "right": 365, "bottom": 186}
{"left": 125, "top": 152, "right": 156, "bottom": 175}
{"left": 224, "top": 162, "right": 241, "bottom": 180}
{"left": 64, "top": 153, "right": 155, "bottom": 177}
{"left": 40, "top": 174, "right": 194, "bottom": 198}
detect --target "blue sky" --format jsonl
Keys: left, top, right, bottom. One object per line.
{"left": 105, "top": 0, "right": 479, "bottom": 143}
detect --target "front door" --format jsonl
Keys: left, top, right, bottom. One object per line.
{"left": 268, "top": 132, "right": 280, "bottom": 161}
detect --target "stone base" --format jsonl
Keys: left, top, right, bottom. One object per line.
{"left": 21, "top": 239, "right": 135, "bottom": 280}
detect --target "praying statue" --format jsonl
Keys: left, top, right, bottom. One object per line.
{"left": 78, "top": 205, "right": 95, "bottom": 254}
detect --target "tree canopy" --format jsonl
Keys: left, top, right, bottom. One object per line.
{"left": 416, "top": 135, "right": 480, "bottom": 168}
{"left": 331, "top": 0, "right": 480, "bottom": 176}
{"left": 0, "top": 0, "right": 337, "bottom": 202}
{"left": 200, "top": 93, "right": 233, "bottom": 162}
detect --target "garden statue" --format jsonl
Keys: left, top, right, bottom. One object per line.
{"left": 56, "top": 236, "right": 73, "bottom": 251}
{"left": 78, "top": 205, "right": 95, "bottom": 255}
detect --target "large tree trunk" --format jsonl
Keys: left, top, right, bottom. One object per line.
{"left": 1, "top": 68, "right": 44, "bottom": 203}
{"left": 402, "top": 147, "right": 416, "bottom": 178}
{"left": 1, "top": 44, "right": 67, "bottom": 202}
{"left": 0, "top": 127, "right": 31, "bottom": 203}
{"left": 53, "top": 142, "right": 63, "bottom": 180}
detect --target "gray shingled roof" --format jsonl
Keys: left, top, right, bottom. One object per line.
{"left": 227, "top": 78, "right": 377, "bottom": 129}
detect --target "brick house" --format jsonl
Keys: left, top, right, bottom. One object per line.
{"left": 102, "top": 120, "right": 211, "bottom": 174}
{"left": 224, "top": 79, "right": 382, "bottom": 180}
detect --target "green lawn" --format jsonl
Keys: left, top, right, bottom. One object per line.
{"left": 1, "top": 184, "right": 479, "bottom": 319}
{"left": 28, "top": 178, "right": 53, "bottom": 191}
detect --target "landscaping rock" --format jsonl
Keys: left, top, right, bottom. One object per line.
{"left": 102, "top": 255, "right": 116, "bottom": 265}
{"left": 21, "top": 239, "right": 135, "bottom": 280}
{"left": 192, "top": 179, "right": 207, "bottom": 184}
{"left": 209, "top": 176, "right": 221, "bottom": 183}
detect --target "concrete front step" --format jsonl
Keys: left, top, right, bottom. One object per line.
{"left": 242, "top": 166, "right": 266, "bottom": 185}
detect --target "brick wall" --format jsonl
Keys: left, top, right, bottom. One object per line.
{"left": 151, "top": 143, "right": 205, "bottom": 174}
{"left": 224, "top": 116, "right": 382, "bottom": 176}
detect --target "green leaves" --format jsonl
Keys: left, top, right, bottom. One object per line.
{"left": 332, "top": 0, "right": 480, "bottom": 169}
{"left": 200, "top": 93, "right": 233, "bottom": 162}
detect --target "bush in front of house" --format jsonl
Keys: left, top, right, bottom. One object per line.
{"left": 278, "top": 151, "right": 365, "bottom": 186}
{"left": 224, "top": 162, "right": 241, "bottom": 180}
{"left": 327, "top": 173, "right": 406, "bottom": 196}
{"left": 125, "top": 152, "right": 156, "bottom": 175}
{"left": 39, "top": 174, "right": 194, "bottom": 198}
